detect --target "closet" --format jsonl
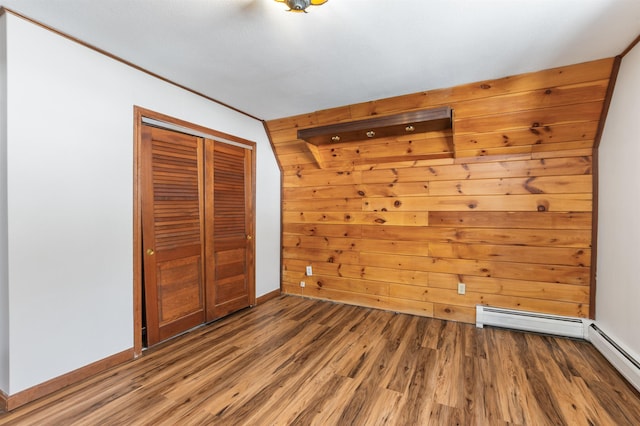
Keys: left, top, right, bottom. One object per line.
{"left": 140, "top": 122, "right": 255, "bottom": 347}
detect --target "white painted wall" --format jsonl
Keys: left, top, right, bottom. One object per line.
{"left": 1, "top": 13, "right": 280, "bottom": 395}
{"left": 596, "top": 45, "right": 640, "bottom": 363}
{"left": 0, "top": 13, "right": 9, "bottom": 394}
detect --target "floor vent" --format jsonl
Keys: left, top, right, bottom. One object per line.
{"left": 475, "top": 305, "right": 585, "bottom": 339}
{"left": 588, "top": 324, "right": 640, "bottom": 393}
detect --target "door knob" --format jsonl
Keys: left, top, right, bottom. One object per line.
{"left": 146, "top": 248, "right": 155, "bottom": 256}
{"left": 246, "top": 235, "right": 252, "bottom": 240}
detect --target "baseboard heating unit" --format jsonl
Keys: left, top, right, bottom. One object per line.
{"left": 588, "top": 324, "right": 640, "bottom": 392}
{"left": 475, "top": 305, "right": 586, "bottom": 339}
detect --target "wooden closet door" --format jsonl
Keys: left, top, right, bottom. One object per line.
{"left": 141, "top": 125, "right": 205, "bottom": 346}
{"left": 205, "top": 140, "right": 254, "bottom": 320}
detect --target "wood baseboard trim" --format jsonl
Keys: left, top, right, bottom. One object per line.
{"left": 257, "top": 289, "right": 281, "bottom": 305}
{"left": 0, "top": 389, "right": 7, "bottom": 412}
{"left": 4, "top": 348, "right": 134, "bottom": 411}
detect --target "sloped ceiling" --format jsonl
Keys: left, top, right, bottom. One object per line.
{"left": 2, "top": 0, "right": 639, "bottom": 120}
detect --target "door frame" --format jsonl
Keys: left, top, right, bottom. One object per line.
{"left": 133, "top": 106, "right": 256, "bottom": 356}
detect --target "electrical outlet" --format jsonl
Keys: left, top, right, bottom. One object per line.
{"left": 306, "top": 265, "right": 313, "bottom": 276}
{"left": 457, "top": 283, "right": 466, "bottom": 295}
{"left": 300, "top": 281, "right": 306, "bottom": 288}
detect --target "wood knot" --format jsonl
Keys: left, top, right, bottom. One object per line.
{"left": 480, "top": 83, "right": 491, "bottom": 89}
{"left": 393, "top": 200, "right": 402, "bottom": 208}
{"left": 537, "top": 200, "right": 549, "bottom": 212}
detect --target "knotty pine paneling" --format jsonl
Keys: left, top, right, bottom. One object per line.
{"left": 266, "top": 58, "right": 615, "bottom": 324}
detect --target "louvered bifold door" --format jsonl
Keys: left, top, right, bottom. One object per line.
{"left": 205, "top": 140, "right": 254, "bottom": 320}
{"left": 141, "top": 125, "right": 206, "bottom": 346}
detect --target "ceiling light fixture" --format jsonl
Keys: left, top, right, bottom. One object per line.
{"left": 275, "top": 0, "right": 328, "bottom": 13}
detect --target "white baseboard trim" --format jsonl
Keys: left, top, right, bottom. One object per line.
{"left": 587, "top": 323, "right": 640, "bottom": 393}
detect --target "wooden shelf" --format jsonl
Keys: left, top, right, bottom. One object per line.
{"left": 298, "top": 106, "right": 452, "bottom": 146}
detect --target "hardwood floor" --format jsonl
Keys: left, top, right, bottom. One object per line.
{"left": 1, "top": 295, "right": 639, "bottom": 425}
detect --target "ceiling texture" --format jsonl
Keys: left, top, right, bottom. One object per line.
{"left": 2, "top": 0, "right": 640, "bottom": 121}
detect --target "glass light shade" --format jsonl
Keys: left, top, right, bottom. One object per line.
{"left": 275, "top": 0, "right": 328, "bottom": 13}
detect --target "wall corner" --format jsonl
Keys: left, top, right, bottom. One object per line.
{"left": 0, "top": 12, "right": 10, "bottom": 396}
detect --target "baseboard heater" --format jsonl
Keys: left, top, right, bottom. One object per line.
{"left": 475, "top": 305, "right": 586, "bottom": 339}
{"left": 588, "top": 324, "right": 640, "bottom": 392}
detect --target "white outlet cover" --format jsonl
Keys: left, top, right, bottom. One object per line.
{"left": 457, "top": 283, "right": 466, "bottom": 295}
{"left": 306, "top": 266, "right": 313, "bottom": 276}
{"left": 300, "top": 281, "right": 306, "bottom": 288}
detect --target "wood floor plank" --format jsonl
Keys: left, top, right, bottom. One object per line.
{"left": 383, "top": 315, "right": 421, "bottom": 393}
{"left": 431, "top": 320, "right": 465, "bottom": 408}
{"left": 213, "top": 325, "right": 352, "bottom": 423}
{"left": 475, "top": 346, "right": 507, "bottom": 424}
{"left": 521, "top": 333, "right": 600, "bottom": 425}
{"left": 1, "top": 295, "right": 639, "bottom": 425}
{"left": 485, "top": 328, "right": 535, "bottom": 424}
{"left": 335, "top": 338, "right": 395, "bottom": 423}
{"left": 395, "top": 345, "right": 439, "bottom": 424}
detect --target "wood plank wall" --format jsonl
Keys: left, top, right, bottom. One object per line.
{"left": 265, "top": 58, "right": 615, "bottom": 324}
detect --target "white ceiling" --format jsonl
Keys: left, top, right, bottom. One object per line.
{"left": 2, "top": 0, "right": 640, "bottom": 121}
